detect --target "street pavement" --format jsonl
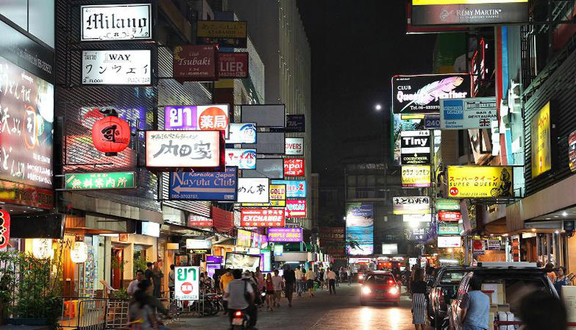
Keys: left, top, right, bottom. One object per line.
{"left": 168, "top": 283, "right": 414, "bottom": 330}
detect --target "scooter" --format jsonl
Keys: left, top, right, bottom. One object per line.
{"left": 230, "top": 309, "right": 250, "bottom": 329}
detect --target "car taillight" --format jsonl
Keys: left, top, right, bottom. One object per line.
{"left": 388, "top": 280, "right": 395, "bottom": 285}
{"left": 389, "top": 286, "right": 399, "bottom": 295}
{"left": 235, "top": 311, "right": 242, "bottom": 317}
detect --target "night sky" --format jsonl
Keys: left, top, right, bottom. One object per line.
{"left": 297, "top": 0, "right": 437, "bottom": 177}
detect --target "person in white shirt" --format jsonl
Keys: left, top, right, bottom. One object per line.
{"left": 305, "top": 268, "right": 316, "bottom": 297}
{"left": 326, "top": 268, "right": 338, "bottom": 295}
{"left": 127, "top": 270, "right": 145, "bottom": 295}
{"left": 294, "top": 266, "right": 304, "bottom": 297}
{"left": 271, "top": 269, "right": 284, "bottom": 307}
{"left": 224, "top": 269, "right": 255, "bottom": 326}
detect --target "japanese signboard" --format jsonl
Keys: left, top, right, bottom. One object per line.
{"left": 240, "top": 209, "right": 285, "bottom": 227}
{"left": 242, "top": 184, "right": 286, "bottom": 207}
{"left": 186, "top": 239, "right": 211, "bottom": 250}
{"left": 438, "top": 222, "right": 460, "bottom": 236}
{"left": 486, "top": 239, "right": 502, "bottom": 250}
{"left": 226, "top": 123, "right": 256, "bottom": 144}
{"left": 284, "top": 159, "right": 305, "bottom": 177}
{"left": 285, "top": 200, "right": 307, "bottom": 218}
{"left": 392, "top": 74, "right": 471, "bottom": 115}
{"left": 438, "top": 211, "right": 462, "bottom": 222}
{"left": 242, "top": 158, "right": 284, "bottom": 179}
{"left": 392, "top": 196, "right": 431, "bottom": 215}
{"left": 244, "top": 132, "right": 285, "bottom": 154}
{"left": 173, "top": 45, "right": 218, "bottom": 82}
{"left": 82, "top": 50, "right": 151, "bottom": 85}
{"left": 271, "top": 180, "right": 306, "bottom": 198}
{"left": 437, "top": 236, "right": 461, "bottom": 248}
{"left": 472, "top": 240, "right": 485, "bottom": 255}
{"left": 197, "top": 20, "right": 247, "bottom": 48}
{"left": 145, "top": 131, "right": 223, "bottom": 170}
{"left": 436, "top": 198, "right": 461, "bottom": 211}
{"left": 169, "top": 167, "right": 237, "bottom": 201}
{"left": 218, "top": 52, "right": 248, "bottom": 78}
{"left": 531, "top": 102, "right": 552, "bottom": 178}
{"left": 81, "top": 4, "right": 152, "bottom": 41}
{"left": 225, "top": 148, "right": 256, "bottom": 169}
{"left": 237, "top": 178, "right": 269, "bottom": 203}
{"left": 0, "top": 210, "right": 9, "bottom": 250}
{"left": 267, "top": 228, "right": 303, "bottom": 242}
{"left": 440, "top": 97, "right": 497, "bottom": 129}
{"left": 411, "top": 0, "right": 529, "bottom": 26}
{"left": 570, "top": 131, "right": 576, "bottom": 173}
{"left": 447, "top": 166, "right": 513, "bottom": 198}
{"left": 188, "top": 215, "right": 213, "bottom": 227}
{"left": 403, "top": 214, "right": 432, "bottom": 223}
{"left": 401, "top": 165, "right": 431, "bottom": 188}
{"left": 64, "top": 172, "right": 136, "bottom": 190}
{"left": 286, "top": 115, "right": 305, "bottom": 133}
{"left": 0, "top": 181, "right": 53, "bottom": 210}
{"left": 241, "top": 104, "right": 285, "bottom": 127}
{"left": 164, "top": 105, "right": 230, "bottom": 137}
{"left": 0, "top": 56, "right": 53, "bottom": 189}
{"left": 285, "top": 137, "right": 304, "bottom": 156}
{"left": 346, "top": 203, "right": 374, "bottom": 255}
{"left": 175, "top": 266, "right": 200, "bottom": 301}
{"left": 400, "top": 131, "right": 431, "bottom": 165}
{"left": 237, "top": 229, "right": 252, "bottom": 246}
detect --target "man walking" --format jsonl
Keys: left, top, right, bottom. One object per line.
{"left": 283, "top": 265, "right": 296, "bottom": 307}
{"left": 305, "top": 267, "right": 316, "bottom": 297}
{"left": 459, "top": 276, "right": 490, "bottom": 330}
{"left": 271, "top": 269, "right": 284, "bottom": 307}
{"left": 168, "top": 264, "right": 175, "bottom": 300}
{"left": 326, "top": 268, "right": 337, "bottom": 295}
{"left": 295, "top": 266, "right": 303, "bottom": 297}
{"left": 220, "top": 268, "right": 234, "bottom": 315}
{"left": 127, "top": 270, "right": 145, "bottom": 295}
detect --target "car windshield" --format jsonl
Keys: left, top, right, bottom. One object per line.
{"left": 367, "top": 275, "right": 394, "bottom": 284}
{"left": 440, "top": 271, "right": 467, "bottom": 285}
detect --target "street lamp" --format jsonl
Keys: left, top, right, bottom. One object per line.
{"left": 375, "top": 104, "right": 382, "bottom": 111}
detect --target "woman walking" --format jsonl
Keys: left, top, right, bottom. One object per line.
{"left": 410, "top": 268, "right": 427, "bottom": 330}
{"left": 129, "top": 280, "right": 159, "bottom": 329}
{"left": 265, "top": 273, "right": 275, "bottom": 311}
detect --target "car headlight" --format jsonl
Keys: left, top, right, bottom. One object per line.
{"left": 362, "top": 286, "right": 372, "bottom": 294}
{"left": 358, "top": 274, "right": 364, "bottom": 280}
{"left": 389, "top": 287, "right": 399, "bottom": 295}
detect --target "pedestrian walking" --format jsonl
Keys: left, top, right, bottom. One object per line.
{"left": 410, "top": 268, "right": 427, "bottom": 330}
{"left": 152, "top": 262, "right": 163, "bottom": 298}
{"left": 265, "top": 273, "right": 275, "bottom": 311}
{"left": 326, "top": 268, "right": 337, "bottom": 295}
{"left": 168, "top": 265, "right": 175, "bottom": 300}
{"left": 272, "top": 269, "right": 284, "bottom": 307}
{"left": 283, "top": 265, "right": 296, "bottom": 307}
{"left": 295, "top": 266, "right": 304, "bottom": 297}
{"left": 459, "top": 276, "right": 490, "bottom": 330}
{"left": 318, "top": 268, "right": 325, "bottom": 290}
{"left": 339, "top": 267, "right": 345, "bottom": 286}
{"left": 129, "top": 280, "right": 159, "bottom": 330}
{"left": 305, "top": 267, "right": 316, "bottom": 297}
{"left": 554, "top": 266, "right": 575, "bottom": 296}
{"left": 220, "top": 268, "right": 234, "bottom": 315}
{"left": 346, "top": 267, "right": 352, "bottom": 286}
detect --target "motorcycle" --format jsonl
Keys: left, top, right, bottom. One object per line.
{"left": 230, "top": 309, "right": 250, "bottom": 329}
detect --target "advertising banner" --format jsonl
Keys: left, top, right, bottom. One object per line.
{"left": 186, "top": 239, "right": 211, "bottom": 250}
{"left": 267, "top": 228, "right": 303, "bottom": 242}
{"left": 438, "top": 211, "right": 462, "bottom": 222}
{"left": 401, "top": 165, "right": 431, "bottom": 188}
{"left": 411, "top": 0, "right": 529, "bottom": 26}
{"left": 393, "top": 196, "right": 431, "bottom": 215}
{"left": 240, "top": 209, "right": 285, "bottom": 227}
{"left": 236, "top": 230, "right": 252, "bottom": 247}
{"left": 284, "top": 159, "right": 305, "bottom": 177}
{"left": 64, "top": 172, "right": 135, "bottom": 190}
{"left": 81, "top": 4, "right": 152, "bottom": 41}
{"left": 225, "top": 149, "right": 256, "bottom": 169}
{"left": 175, "top": 266, "right": 200, "bottom": 301}
{"left": 472, "top": 239, "right": 485, "bottom": 255}
{"left": 346, "top": 203, "right": 374, "bottom": 255}
{"left": 241, "top": 104, "right": 285, "bottom": 127}
{"left": 237, "top": 178, "right": 269, "bottom": 203}
{"left": 286, "top": 115, "right": 305, "bottom": 132}
{"left": 188, "top": 215, "right": 213, "bottom": 227}
{"left": 285, "top": 200, "right": 307, "bottom": 218}
{"left": 145, "top": 131, "right": 223, "bottom": 169}
{"left": 447, "top": 166, "right": 513, "bottom": 198}
{"left": 486, "top": 239, "right": 502, "bottom": 250}
{"left": 82, "top": 50, "right": 151, "bottom": 85}
{"left": 401, "top": 131, "right": 431, "bottom": 165}
{"left": 570, "top": 131, "right": 576, "bottom": 173}
{"left": 424, "top": 114, "right": 441, "bottom": 129}
{"left": 531, "top": 102, "right": 552, "bottom": 178}
{"left": 218, "top": 52, "right": 248, "bottom": 78}
{"left": 440, "top": 97, "right": 497, "bottom": 129}
{"left": 226, "top": 123, "right": 256, "bottom": 144}
{"left": 197, "top": 21, "right": 247, "bottom": 48}
{"left": 403, "top": 214, "right": 432, "bottom": 223}
{"left": 392, "top": 74, "right": 471, "bottom": 115}
{"left": 381, "top": 244, "right": 398, "bottom": 255}
{"left": 242, "top": 158, "right": 284, "bottom": 179}
{"left": 0, "top": 181, "right": 53, "bottom": 210}
{"left": 242, "top": 184, "right": 286, "bottom": 207}
{"left": 436, "top": 198, "right": 461, "bottom": 211}
{"left": 244, "top": 132, "right": 285, "bottom": 154}
{"left": 438, "top": 222, "right": 460, "bottom": 235}
{"left": 169, "top": 167, "right": 237, "bottom": 201}
{"left": 271, "top": 180, "right": 306, "bottom": 198}
{"left": 0, "top": 56, "right": 53, "bottom": 189}
{"left": 285, "top": 137, "right": 304, "bottom": 155}
{"left": 437, "top": 236, "right": 461, "bottom": 248}
{"left": 173, "top": 45, "right": 218, "bottom": 82}
{"left": 164, "top": 105, "right": 230, "bottom": 137}
{"left": 0, "top": 210, "right": 8, "bottom": 249}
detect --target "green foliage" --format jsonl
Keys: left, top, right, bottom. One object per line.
{"left": 109, "top": 288, "right": 130, "bottom": 301}
{"left": 133, "top": 257, "right": 148, "bottom": 276}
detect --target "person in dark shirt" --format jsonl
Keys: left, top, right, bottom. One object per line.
{"left": 145, "top": 262, "right": 154, "bottom": 282}
{"left": 283, "top": 264, "right": 296, "bottom": 307}
{"left": 410, "top": 268, "right": 427, "bottom": 330}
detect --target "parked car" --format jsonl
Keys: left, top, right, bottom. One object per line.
{"left": 448, "top": 262, "right": 558, "bottom": 330}
{"left": 427, "top": 267, "right": 470, "bottom": 329}
{"left": 360, "top": 271, "right": 401, "bottom": 306}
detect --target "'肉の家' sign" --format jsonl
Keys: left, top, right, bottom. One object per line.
{"left": 145, "top": 131, "right": 223, "bottom": 169}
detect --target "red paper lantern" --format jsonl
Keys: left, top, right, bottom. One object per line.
{"left": 92, "top": 114, "right": 131, "bottom": 156}
{"left": 0, "top": 210, "right": 10, "bottom": 250}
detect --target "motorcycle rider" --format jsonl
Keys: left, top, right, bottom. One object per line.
{"left": 224, "top": 269, "right": 256, "bottom": 329}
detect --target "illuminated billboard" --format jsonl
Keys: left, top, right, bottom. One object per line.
{"left": 346, "top": 203, "right": 374, "bottom": 256}
{"left": 531, "top": 102, "right": 552, "bottom": 178}
{"left": 401, "top": 165, "right": 431, "bottom": 188}
{"left": 447, "top": 166, "right": 513, "bottom": 198}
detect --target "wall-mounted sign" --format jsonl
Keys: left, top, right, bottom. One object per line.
{"left": 196, "top": 20, "right": 247, "bottom": 48}
{"left": 381, "top": 243, "right": 398, "bottom": 255}
{"left": 267, "top": 228, "right": 303, "bottom": 242}
{"left": 242, "top": 158, "right": 284, "bottom": 179}
{"left": 346, "top": 203, "right": 374, "bottom": 255}
{"left": 569, "top": 131, "right": 576, "bottom": 173}
{"left": 236, "top": 230, "right": 252, "bottom": 247}
{"left": 241, "top": 104, "right": 285, "bottom": 127}
{"left": 225, "top": 148, "right": 256, "bottom": 169}
{"left": 424, "top": 114, "right": 441, "bottom": 129}
{"left": 472, "top": 240, "right": 485, "bottom": 255}
{"left": 392, "top": 74, "right": 471, "bottom": 115}
{"left": 284, "top": 159, "right": 305, "bottom": 177}
{"left": 240, "top": 209, "right": 285, "bottom": 227}
{"left": 92, "top": 115, "right": 131, "bottom": 156}
{"left": 0, "top": 210, "right": 10, "bottom": 249}
{"left": 401, "top": 165, "right": 431, "bottom": 188}
{"left": 438, "top": 222, "right": 460, "bottom": 236}
{"left": 437, "top": 236, "right": 461, "bottom": 248}
{"left": 164, "top": 105, "right": 230, "bottom": 137}
{"left": 285, "top": 200, "right": 307, "bottom": 218}
{"left": 82, "top": 50, "right": 151, "bottom": 85}
{"left": 188, "top": 215, "right": 213, "bottom": 228}
{"left": 403, "top": 214, "right": 432, "bottom": 223}
{"left": 0, "top": 182, "right": 53, "bottom": 210}
{"left": 286, "top": 115, "right": 305, "bottom": 133}
{"left": 440, "top": 97, "right": 497, "bottom": 130}
{"left": 436, "top": 198, "right": 461, "bottom": 211}
{"left": 271, "top": 180, "right": 306, "bottom": 198}
{"left": 237, "top": 178, "right": 269, "bottom": 203}
{"left": 486, "top": 239, "right": 501, "bottom": 250}
{"left": 173, "top": 45, "right": 218, "bottom": 82}
{"left": 186, "top": 239, "right": 212, "bottom": 250}
{"left": 242, "top": 184, "right": 286, "bottom": 207}
{"left": 226, "top": 123, "right": 256, "bottom": 144}
{"left": 447, "top": 166, "right": 513, "bottom": 198}
{"left": 401, "top": 131, "right": 431, "bottom": 165}
{"left": 243, "top": 132, "right": 285, "bottom": 154}
{"left": 393, "top": 196, "right": 431, "bottom": 215}
{"left": 169, "top": 167, "right": 237, "bottom": 201}
{"left": 531, "top": 102, "right": 552, "bottom": 178}
{"left": 274, "top": 245, "right": 284, "bottom": 256}
{"left": 285, "top": 137, "right": 304, "bottom": 156}
{"left": 411, "top": 0, "right": 529, "bottom": 26}
{"left": 81, "top": 4, "right": 152, "bottom": 41}
{"left": 145, "top": 131, "right": 223, "bottom": 170}
{"left": 438, "top": 211, "right": 462, "bottom": 222}
{"left": 141, "top": 222, "right": 160, "bottom": 238}
{"left": 175, "top": 266, "right": 200, "bottom": 301}
{"left": 64, "top": 172, "right": 136, "bottom": 190}
{"left": 218, "top": 52, "right": 249, "bottom": 78}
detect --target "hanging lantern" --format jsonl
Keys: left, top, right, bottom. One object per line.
{"left": 70, "top": 241, "right": 88, "bottom": 263}
{"left": 0, "top": 210, "right": 10, "bottom": 249}
{"left": 32, "top": 239, "right": 53, "bottom": 259}
{"left": 91, "top": 109, "right": 131, "bottom": 156}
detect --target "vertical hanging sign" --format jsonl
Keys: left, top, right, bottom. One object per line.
{"left": 0, "top": 210, "right": 10, "bottom": 249}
